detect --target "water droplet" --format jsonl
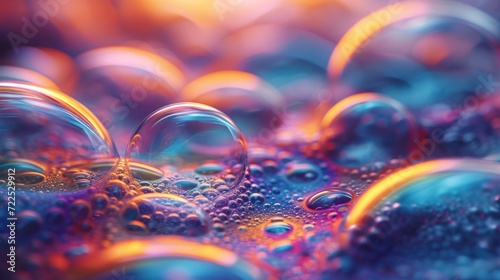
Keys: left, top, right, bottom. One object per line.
{"left": 306, "top": 189, "right": 353, "bottom": 211}
{"left": 105, "top": 180, "right": 129, "bottom": 199}
{"left": 126, "top": 103, "right": 247, "bottom": 188}
{"left": 264, "top": 221, "right": 294, "bottom": 236}
{"left": 250, "top": 193, "right": 265, "bottom": 205}
{"left": 128, "top": 161, "right": 164, "bottom": 181}
{"left": 202, "top": 188, "right": 219, "bottom": 200}
{"left": 121, "top": 194, "right": 209, "bottom": 237}
{"left": 70, "top": 200, "right": 91, "bottom": 222}
{"left": 17, "top": 210, "right": 42, "bottom": 235}
{"left": 284, "top": 161, "right": 320, "bottom": 183}
{"left": 73, "top": 237, "right": 270, "bottom": 280}
{"left": 173, "top": 178, "right": 198, "bottom": 191}
{"left": 195, "top": 163, "right": 224, "bottom": 175}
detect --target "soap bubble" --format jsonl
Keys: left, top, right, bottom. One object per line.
{"left": 181, "top": 71, "right": 284, "bottom": 142}
{"left": 329, "top": 1, "right": 500, "bottom": 113}
{"left": 121, "top": 193, "right": 210, "bottom": 236}
{"left": 320, "top": 93, "right": 420, "bottom": 168}
{"left": 0, "top": 82, "right": 118, "bottom": 189}
{"left": 345, "top": 159, "right": 500, "bottom": 264}
{"left": 73, "top": 46, "right": 186, "bottom": 152}
{"left": 2, "top": 47, "right": 78, "bottom": 93}
{"left": 126, "top": 103, "right": 247, "bottom": 188}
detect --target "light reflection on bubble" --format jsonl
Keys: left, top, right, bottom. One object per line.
{"left": 344, "top": 159, "right": 500, "bottom": 259}
{"left": 70, "top": 237, "right": 270, "bottom": 280}
{"left": 0, "top": 66, "right": 60, "bottom": 90}
{"left": 126, "top": 103, "right": 247, "bottom": 188}
{"left": 320, "top": 93, "right": 419, "bottom": 168}
{"left": 73, "top": 46, "right": 186, "bottom": 153}
{"left": 329, "top": 1, "right": 500, "bottom": 112}
{"left": 181, "top": 71, "right": 284, "bottom": 141}
{"left": 0, "top": 82, "right": 118, "bottom": 189}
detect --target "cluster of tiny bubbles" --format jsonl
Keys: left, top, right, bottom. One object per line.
{"left": 329, "top": 0, "right": 500, "bottom": 114}
{"left": 319, "top": 93, "right": 420, "bottom": 168}
{"left": 120, "top": 193, "right": 210, "bottom": 236}
{"left": 0, "top": 82, "right": 119, "bottom": 193}
{"left": 180, "top": 71, "right": 285, "bottom": 143}
{"left": 67, "top": 237, "right": 273, "bottom": 280}
{"left": 436, "top": 110, "right": 500, "bottom": 158}
{"left": 72, "top": 46, "right": 187, "bottom": 152}
{"left": 125, "top": 103, "right": 248, "bottom": 194}
{"left": 341, "top": 159, "right": 500, "bottom": 279}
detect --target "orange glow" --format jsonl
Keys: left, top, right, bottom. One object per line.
{"left": 77, "top": 46, "right": 186, "bottom": 92}
{"left": 183, "top": 71, "right": 260, "bottom": 97}
{"left": 181, "top": 71, "right": 283, "bottom": 106}
{"left": 328, "top": 0, "right": 500, "bottom": 78}
{"left": 69, "top": 237, "right": 241, "bottom": 279}
{"left": 345, "top": 159, "right": 500, "bottom": 229}
{"left": 0, "top": 66, "right": 60, "bottom": 91}
{"left": 320, "top": 92, "right": 412, "bottom": 133}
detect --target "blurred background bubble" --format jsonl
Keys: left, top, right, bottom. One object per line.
{"left": 72, "top": 46, "right": 186, "bottom": 153}
{"left": 330, "top": 1, "right": 500, "bottom": 115}
{"left": 125, "top": 103, "right": 247, "bottom": 188}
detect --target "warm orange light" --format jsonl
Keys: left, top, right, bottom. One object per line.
{"left": 345, "top": 159, "right": 500, "bottom": 228}
{"left": 328, "top": 0, "right": 500, "bottom": 78}
{"left": 77, "top": 46, "right": 186, "bottom": 92}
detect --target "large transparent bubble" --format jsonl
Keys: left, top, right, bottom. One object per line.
{"left": 329, "top": 1, "right": 500, "bottom": 113}
{"left": 343, "top": 159, "right": 500, "bottom": 273}
{"left": 0, "top": 82, "right": 118, "bottom": 190}
{"left": 73, "top": 46, "right": 186, "bottom": 152}
{"left": 126, "top": 103, "right": 247, "bottom": 188}
{"left": 320, "top": 93, "right": 420, "bottom": 168}
{"left": 181, "top": 71, "right": 284, "bottom": 142}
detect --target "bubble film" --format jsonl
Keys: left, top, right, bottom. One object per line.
{"left": 126, "top": 103, "right": 247, "bottom": 188}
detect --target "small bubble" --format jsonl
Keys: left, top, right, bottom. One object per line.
{"left": 306, "top": 189, "right": 353, "bottom": 211}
